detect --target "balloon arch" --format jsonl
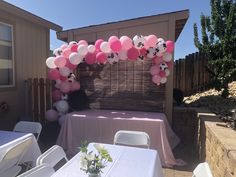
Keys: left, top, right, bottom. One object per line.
{"left": 45, "top": 35, "right": 174, "bottom": 123}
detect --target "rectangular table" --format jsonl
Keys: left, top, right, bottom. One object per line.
{"left": 0, "top": 130, "right": 41, "bottom": 168}
{"left": 52, "top": 143, "right": 164, "bottom": 177}
{"left": 57, "top": 109, "right": 180, "bottom": 167}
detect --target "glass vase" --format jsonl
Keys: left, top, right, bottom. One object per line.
{"left": 88, "top": 173, "right": 101, "bottom": 177}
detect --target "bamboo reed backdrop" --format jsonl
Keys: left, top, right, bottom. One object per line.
{"left": 174, "top": 52, "right": 210, "bottom": 96}
{"left": 25, "top": 52, "right": 210, "bottom": 122}
{"left": 25, "top": 78, "right": 53, "bottom": 123}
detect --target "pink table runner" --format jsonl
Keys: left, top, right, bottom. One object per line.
{"left": 57, "top": 109, "right": 181, "bottom": 167}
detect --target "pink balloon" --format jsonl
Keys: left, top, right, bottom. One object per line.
{"left": 150, "top": 65, "right": 160, "bottom": 75}
{"left": 54, "top": 56, "right": 66, "bottom": 68}
{"left": 85, "top": 52, "right": 96, "bottom": 65}
{"left": 78, "top": 40, "right": 88, "bottom": 46}
{"left": 139, "top": 48, "right": 147, "bottom": 56}
{"left": 120, "top": 36, "right": 133, "bottom": 50}
{"left": 152, "top": 75, "right": 161, "bottom": 84}
{"left": 95, "top": 39, "right": 104, "bottom": 51}
{"left": 71, "top": 81, "right": 80, "bottom": 91}
{"left": 60, "top": 81, "right": 71, "bottom": 93}
{"left": 48, "top": 69, "right": 60, "bottom": 80}
{"left": 52, "top": 90, "right": 62, "bottom": 101}
{"left": 60, "top": 44, "right": 68, "bottom": 50}
{"left": 110, "top": 39, "right": 122, "bottom": 52}
{"left": 166, "top": 61, "right": 173, "bottom": 69}
{"left": 96, "top": 52, "right": 107, "bottom": 64}
{"left": 152, "top": 56, "right": 163, "bottom": 65}
{"left": 108, "top": 36, "right": 119, "bottom": 42}
{"left": 127, "top": 47, "right": 139, "bottom": 61}
{"left": 166, "top": 40, "right": 174, "bottom": 53}
{"left": 146, "top": 35, "right": 158, "bottom": 47}
{"left": 45, "top": 109, "right": 58, "bottom": 122}
{"left": 159, "top": 70, "right": 166, "bottom": 77}
{"left": 62, "top": 48, "right": 72, "bottom": 58}
{"left": 60, "top": 76, "right": 68, "bottom": 81}
{"left": 70, "top": 44, "right": 78, "bottom": 53}
{"left": 66, "top": 59, "right": 77, "bottom": 70}
{"left": 118, "top": 49, "right": 127, "bottom": 60}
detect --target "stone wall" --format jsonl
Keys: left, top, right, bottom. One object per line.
{"left": 172, "top": 107, "right": 236, "bottom": 177}
{"left": 198, "top": 113, "right": 236, "bottom": 177}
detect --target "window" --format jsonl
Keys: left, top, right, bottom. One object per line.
{"left": 0, "top": 22, "right": 14, "bottom": 87}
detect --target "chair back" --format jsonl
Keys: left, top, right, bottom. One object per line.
{"left": 36, "top": 145, "right": 68, "bottom": 169}
{"left": 193, "top": 162, "right": 213, "bottom": 177}
{"left": 17, "top": 164, "right": 55, "bottom": 177}
{"left": 114, "top": 130, "right": 150, "bottom": 148}
{"left": 0, "top": 137, "right": 33, "bottom": 173}
{"left": 13, "top": 121, "right": 42, "bottom": 141}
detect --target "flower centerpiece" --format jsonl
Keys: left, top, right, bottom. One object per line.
{"left": 79, "top": 142, "right": 112, "bottom": 177}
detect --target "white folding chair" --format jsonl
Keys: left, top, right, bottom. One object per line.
{"left": 13, "top": 121, "right": 42, "bottom": 141}
{"left": 114, "top": 130, "right": 150, "bottom": 148}
{"left": 36, "top": 145, "right": 68, "bottom": 170}
{"left": 193, "top": 162, "right": 213, "bottom": 177}
{"left": 0, "top": 137, "right": 33, "bottom": 177}
{"left": 17, "top": 164, "right": 55, "bottom": 177}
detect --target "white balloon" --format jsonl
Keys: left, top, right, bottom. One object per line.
{"left": 157, "top": 38, "right": 165, "bottom": 43}
{"left": 107, "top": 52, "right": 119, "bottom": 64}
{"left": 55, "top": 100, "right": 69, "bottom": 113}
{"left": 160, "top": 77, "right": 167, "bottom": 84}
{"left": 87, "top": 45, "right": 96, "bottom": 53}
{"left": 147, "top": 47, "right": 157, "bottom": 59}
{"left": 165, "top": 69, "right": 170, "bottom": 76}
{"left": 69, "top": 52, "right": 83, "bottom": 65}
{"left": 118, "top": 49, "right": 127, "bottom": 60}
{"left": 59, "top": 66, "right": 71, "bottom": 77}
{"left": 133, "top": 35, "right": 146, "bottom": 49}
{"left": 55, "top": 79, "right": 61, "bottom": 89}
{"left": 69, "top": 41, "right": 77, "bottom": 47}
{"left": 53, "top": 48, "right": 63, "bottom": 56}
{"left": 46, "top": 57, "right": 57, "bottom": 69}
{"left": 100, "top": 42, "right": 111, "bottom": 53}
{"left": 77, "top": 45, "right": 88, "bottom": 56}
{"left": 163, "top": 53, "right": 172, "bottom": 62}
{"left": 58, "top": 114, "right": 66, "bottom": 126}
{"left": 156, "top": 41, "right": 167, "bottom": 56}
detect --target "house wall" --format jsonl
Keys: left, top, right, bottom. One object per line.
{"left": 62, "top": 14, "right": 176, "bottom": 122}
{"left": 0, "top": 10, "right": 49, "bottom": 130}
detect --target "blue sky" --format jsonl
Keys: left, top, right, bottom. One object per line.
{"left": 5, "top": 0, "right": 210, "bottom": 59}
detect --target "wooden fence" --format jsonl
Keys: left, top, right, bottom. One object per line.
{"left": 174, "top": 52, "right": 211, "bottom": 96}
{"left": 25, "top": 78, "right": 53, "bottom": 123}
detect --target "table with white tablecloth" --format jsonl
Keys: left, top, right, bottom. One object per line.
{"left": 0, "top": 130, "right": 41, "bottom": 168}
{"left": 52, "top": 143, "right": 164, "bottom": 177}
{"left": 57, "top": 109, "right": 181, "bottom": 167}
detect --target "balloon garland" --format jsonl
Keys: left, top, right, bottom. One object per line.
{"left": 45, "top": 35, "right": 174, "bottom": 123}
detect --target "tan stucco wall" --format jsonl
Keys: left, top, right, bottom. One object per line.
{"left": 0, "top": 10, "right": 49, "bottom": 130}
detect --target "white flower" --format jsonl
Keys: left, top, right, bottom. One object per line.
{"left": 79, "top": 154, "right": 88, "bottom": 169}
{"left": 86, "top": 153, "right": 95, "bottom": 161}
{"left": 89, "top": 164, "right": 96, "bottom": 171}
{"left": 94, "top": 143, "right": 104, "bottom": 152}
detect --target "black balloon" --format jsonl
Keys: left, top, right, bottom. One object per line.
{"left": 67, "top": 90, "right": 89, "bottom": 111}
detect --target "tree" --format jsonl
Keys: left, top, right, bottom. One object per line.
{"left": 194, "top": 0, "right": 236, "bottom": 97}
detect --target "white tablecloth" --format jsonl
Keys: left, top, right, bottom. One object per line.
{"left": 0, "top": 130, "right": 41, "bottom": 169}
{"left": 51, "top": 143, "right": 164, "bottom": 177}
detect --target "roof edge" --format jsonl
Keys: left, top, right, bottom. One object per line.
{"left": 0, "top": 1, "right": 62, "bottom": 31}
{"left": 59, "top": 9, "right": 189, "bottom": 34}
